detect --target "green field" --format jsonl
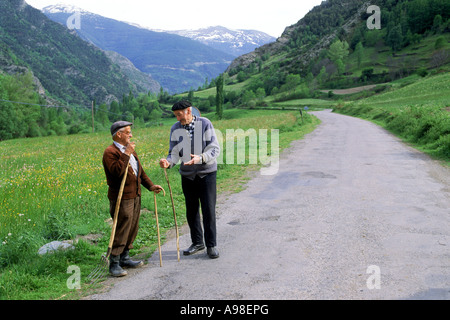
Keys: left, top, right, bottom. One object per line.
{"left": 1, "top": 70, "right": 448, "bottom": 300}
{"left": 0, "top": 109, "right": 319, "bottom": 299}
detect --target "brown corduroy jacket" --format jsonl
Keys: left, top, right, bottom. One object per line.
{"left": 102, "top": 144, "right": 154, "bottom": 201}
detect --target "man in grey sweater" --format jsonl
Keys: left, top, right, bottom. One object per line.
{"left": 159, "top": 100, "right": 220, "bottom": 259}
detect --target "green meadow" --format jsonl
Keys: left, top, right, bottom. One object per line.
{"left": 0, "top": 109, "right": 319, "bottom": 299}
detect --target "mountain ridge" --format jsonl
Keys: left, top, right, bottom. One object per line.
{"left": 0, "top": 0, "right": 157, "bottom": 106}
{"left": 42, "top": 4, "right": 236, "bottom": 93}
{"left": 43, "top": 4, "right": 276, "bottom": 57}
{"left": 163, "top": 25, "right": 276, "bottom": 57}
{"left": 226, "top": 0, "right": 369, "bottom": 74}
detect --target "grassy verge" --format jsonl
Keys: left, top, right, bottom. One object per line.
{"left": 0, "top": 109, "right": 319, "bottom": 299}
{"left": 333, "top": 72, "right": 450, "bottom": 163}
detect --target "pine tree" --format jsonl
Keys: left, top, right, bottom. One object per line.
{"left": 327, "top": 40, "right": 349, "bottom": 62}
{"left": 355, "top": 42, "right": 364, "bottom": 68}
{"left": 386, "top": 25, "right": 403, "bottom": 52}
{"left": 215, "top": 74, "right": 224, "bottom": 120}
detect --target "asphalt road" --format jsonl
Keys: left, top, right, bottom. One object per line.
{"left": 89, "top": 110, "right": 449, "bottom": 300}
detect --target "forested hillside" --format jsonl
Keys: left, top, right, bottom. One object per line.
{"left": 0, "top": 0, "right": 163, "bottom": 140}
{"left": 0, "top": 0, "right": 153, "bottom": 104}
{"left": 220, "top": 0, "right": 449, "bottom": 108}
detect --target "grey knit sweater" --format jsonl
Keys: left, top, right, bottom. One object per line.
{"left": 166, "top": 117, "right": 220, "bottom": 180}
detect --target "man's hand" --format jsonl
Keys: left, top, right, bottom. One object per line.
{"left": 185, "top": 154, "right": 202, "bottom": 166}
{"left": 159, "top": 158, "right": 170, "bottom": 169}
{"left": 125, "top": 142, "right": 136, "bottom": 156}
{"left": 150, "top": 185, "right": 164, "bottom": 194}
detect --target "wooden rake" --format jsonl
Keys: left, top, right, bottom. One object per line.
{"left": 87, "top": 158, "right": 130, "bottom": 285}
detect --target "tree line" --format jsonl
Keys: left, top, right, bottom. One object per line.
{"left": 0, "top": 72, "right": 166, "bottom": 141}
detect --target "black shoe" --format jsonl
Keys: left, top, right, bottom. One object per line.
{"left": 183, "top": 243, "right": 205, "bottom": 256}
{"left": 207, "top": 247, "right": 219, "bottom": 259}
{"left": 109, "top": 255, "right": 128, "bottom": 277}
{"left": 120, "top": 250, "right": 144, "bottom": 268}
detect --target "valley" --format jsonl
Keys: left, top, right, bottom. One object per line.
{"left": 0, "top": 0, "right": 448, "bottom": 301}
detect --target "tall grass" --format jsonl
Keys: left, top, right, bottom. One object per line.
{"left": 0, "top": 109, "right": 318, "bottom": 299}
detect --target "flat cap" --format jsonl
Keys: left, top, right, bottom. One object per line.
{"left": 172, "top": 100, "right": 192, "bottom": 111}
{"left": 110, "top": 121, "right": 133, "bottom": 136}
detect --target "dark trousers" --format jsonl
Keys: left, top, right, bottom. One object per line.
{"left": 109, "top": 196, "right": 141, "bottom": 256}
{"left": 181, "top": 172, "right": 217, "bottom": 247}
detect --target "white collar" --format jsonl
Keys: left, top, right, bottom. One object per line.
{"left": 113, "top": 141, "right": 126, "bottom": 152}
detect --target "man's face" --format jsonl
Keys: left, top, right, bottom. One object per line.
{"left": 116, "top": 126, "right": 132, "bottom": 145}
{"left": 173, "top": 108, "right": 192, "bottom": 125}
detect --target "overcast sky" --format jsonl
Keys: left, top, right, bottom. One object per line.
{"left": 26, "top": 0, "right": 324, "bottom": 37}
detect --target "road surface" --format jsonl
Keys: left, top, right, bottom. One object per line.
{"left": 89, "top": 110, "right": 450, "bottom": 300}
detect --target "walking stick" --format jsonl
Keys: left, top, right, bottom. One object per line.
{"left": 164, "top": 167, "right": 180, "bottom": 262}
{"left": 153, "top": 188, "right": 166, "bottom": 267}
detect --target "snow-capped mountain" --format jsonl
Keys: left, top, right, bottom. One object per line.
{"left": 41, "top": 4, "right": 235, "bottom": 93}
{"left": 165, "top": 26, "right": 276, "bottom": 57}
{"left": 43, "top": 5, "right": 275, "bottom": 58}
{"left": 41, "top": 3, "right": 89, "bottom": 14}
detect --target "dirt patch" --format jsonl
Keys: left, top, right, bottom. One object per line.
{"left": 321, "top": 84, "right": 382, "bottom": 95}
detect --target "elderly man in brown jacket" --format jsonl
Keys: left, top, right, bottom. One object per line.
{"left": 103, "top": 121, "right": 163, "bottom": 277}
